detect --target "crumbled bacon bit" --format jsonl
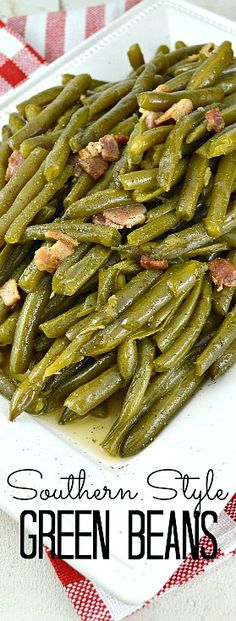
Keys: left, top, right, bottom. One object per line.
{"left": 99, "top": 134, "right": 120, "bottom": 162}
{"left": 114, "top": 134, "right": 129, "bottom": 146}
{"left": 0, "top": 278, "right": 21, "bottom": 306}
{"left": 145, "top": 111, "right": 162, "bottom": 129}
{"left": 155, "top": 98, "right": 193, "bottom": 126}
{"left": 155, "top": 84, "right": 172, "bottom": 93}
{"left": 208, "top": 258, "right": 236, "bottom": 291}
{"left": 34, "top": 247, "right": 59, "bottom": 274}
{"left": 44, "top": 230, "right": 78, "bottom": 247}
{"left": 205, "top": 107, "right": 225, "bottom": 133}
{"left": 93, "top": 204, "right": 146, "bottom": 229}
{"left": 34, "top": 233, "right": 77, "bottom": 274}
{"left": 76, "top": 153, "right": 109, "bottom": 180}
{"left": 200, "top": 43, "right": 216, "bottom": 57}
{"left": 188, "top": 53, "right": 200, "bottom": 62}
{"left": 5, "top": 150, "right": 24, "bottom": 181}
{"left": 140, "top": 255, "right": 169, "bottom": 270}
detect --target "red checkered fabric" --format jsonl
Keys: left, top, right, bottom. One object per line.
{"left": 0, "top": 2, "right": 235, "bottom": 619}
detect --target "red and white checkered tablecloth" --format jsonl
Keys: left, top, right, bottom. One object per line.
{"left": 0, "top": 2, "right": 235, "bottom": 619}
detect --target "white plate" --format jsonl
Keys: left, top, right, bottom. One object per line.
{"left": 1, "top": 0, "right": 236, "bottom": 606}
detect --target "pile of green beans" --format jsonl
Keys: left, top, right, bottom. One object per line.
{"left": 1, "top": 39, "right": 236, "bottom": 457}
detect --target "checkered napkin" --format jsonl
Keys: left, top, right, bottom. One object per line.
{"left": 0, "top": 2, "right": 236, "bottom": 619}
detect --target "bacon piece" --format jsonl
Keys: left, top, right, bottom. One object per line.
{"left": 35, "top": 233, "right": 76, "bottom": 274}
{"left": 76, "top": 153, "right": 109, "bottom": 180}
{"left": 205, "top": 107, "right": 225, "bottom": 133}
{"left": 200, "top": 43, "right": 216, "bottom": 57}
{"left": 155, "top": 98, "right": 193, "bottom": 126}
{"left": 99, "top": 134, "right": 120, "bottom": 162}
{"left": 114, "top": 134, "right": 129, "bottom": 146}
{"left": 0, "top": 278, "right": 21, "bottom": 306}
{"left": 145, "top": 111, "right": 162, "bottom": 129}
{"left": 5, "top": 150, "right": 24, "bottom": 181}
{"left": 155, "top": 84, "right": 172, "bottom": 93}
{"left": 93, "top": 204, "right": 146, "bottom": 229}
{"left": 208, "top": 258, "right": 236, "bottom": 291}
{"left": 45, "top": 230, "right": 78, "bottom": 247}
{"left": 140, "top": 255, "right": 169, "bottom": 270}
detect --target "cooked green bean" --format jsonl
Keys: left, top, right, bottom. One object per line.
{"left": 128, "top": 43, "right": 145, "bottom": 70}
{"left": 0, "top": 242, "right": 32, "bottom": 286}
{"left": 40, "top": 293, "right": 97, "bottom": 338}
{"left": 0, "top": 368, "right": 16, "bottom": 400}
{"left": 187, "top": 41, "right": 233, "bottom": 89}
{"left": 52, "top": 245, "right": 111, "bottom": 296}
{"left": 195, "top": 303, "right": 236, "bottom": 375}
{"left": 127, "top": 125, "right": 173, "bottom": 165}
{"left": 10, "top": 74, "right": 91, "bottom": 150}
{"left": 176, "top": 153, "right": 208, "bottom": 221}
{"left": 89, "top": 79, "right": 135, "bottom": 119}
{"left": 205, "top": 152, "right": 236, "bottom": 238}
{"left": 65, "top": 189, "right": 133, "bottom": 220}
{"left": 117, "top": 338, "right": 138, "bottom": 382}
{"left": 21, "top": 221, "right": 121, "bottom": 247}
{"left": 20, "top": 132, "right": 61, "bottom": 158}
{"left": 102, "top": 338, "right": 155, "bottom": 455}
{"left": 0, "top": 310, "right": 20, "bottom": 346}
{"left": 156, "top": 277, "right": 203, "bottom": 352}
{"left": 44, "top": 106, "right": 89, "bottom": 181}
{"left": 197, "top": 123, "right": 236, "bottom": 158}
{"left": 62, "top": 365, "right": 124, "bottom": 421}
{"left": 64, "top": 173, "right": 94, "bottom": 207}
{"left": 210, "top": 338, "right": 236, "bottom": 378}
{"left": 10, "top": 275, "right": 51, "bottom": 375}
{"left": 17, "top": 86, "right": 63, "bottom": 116}
{"left": 186, "top": 102, "right": 236, "bottom": 144}
{"left": 121, "top": 368, "right": 205, "bottom": 456}
{"left": 5, "top": 165, "right": 72, "bottom": 243}
{"left": 0, "top": 147, "right": 48, "bottom": 218}
{"left": 0, "top": 127, "right": 11, "bottom": 190}
{"left": 138, "top": 86, "right": 224, "bottom": 111}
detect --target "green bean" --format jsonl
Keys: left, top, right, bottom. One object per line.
{"left": 127, "top": 125, "right": 173, "bottom": 165}
{"left": 64, "top": 173, "right": 94, "bottom": 207}
{"left": 0, "top": 158, "right": 48, "bottom": 242}
{"left": 9, "top": 275, "right": 51, "bottom": 375}
{"left": 46, "top": 352, "right": 116, "bottom": 408}
{"left": 156, "top": 277, "right": 203, "bottom": 352}
{"left": 166, "top": 260, "right": 207, "bottom": 297}
{"left": 137, "top": 86, "right": 224, "bottom": 111}
{"left": 50, "top": 241, "right": 90, "bottom": 285}
{"left": 146, "top": 196, "right": 178, "bottom": 221}
{"left": 65, "top": 189, "right": 133, "bottom": 220}
{"left": 24, "top": 103, "right": 42, "bottom": 121}
{"left": 17, "top": 86, "right": 63, "bottom": 116}
{"left": 145, "top": 202, "right": 236, "bottom": 260}
{"left": 0, "top": 131, "right": 11, "bottom": 191}
{"left": 8, "top": 112, "right": 26, "bottom": 133}
{"left": 117, "top": 338, "right": 138, "bottom": 382}
{"left": 212, "top": 252, "right": 236, "bottom": 316}
{"left": 127, "top": 43, "right": 145, "bottom": 70}
{"left": 34, "top": 202, "right": 57, "bottom": 225}
{"left": 0, "top": 368, "right": 16, "bottom": 400}
{"left": 164, "top": 69, "right": 195, "bottom": 91}
{"left": 102, "top": 338, "right": 155, "bottom": 455}
{"left": 132, "top": 157, "right": 188, "bottom": 202}
{"left": 44, "top": 106, "right": 89, "bottom": 181}
{"left": 89, "top": 79, "right": 135, "bottom": 120}
{"left": 40, "top": 291, "right": 80, "bottom": 323}
{"left": 21, "top": 221, "right": 121, "bottom": 247}
{"left": 10, "top": 337, "right": 68, "bottom": 420}
{"left": 0, "top": 300, "right": 9, "bottom": 325}
{"left": 155, "top": 45, "right": 205, "bottom": 68}
{"left": 20, "top": 132, "right": 61, "bottom": 158}
{"left": 128, "top": 209, "right": 179, "bottom": 245}
{"left": 121, "top": 368, "right": 205, "bottom": 456}
{"left": 0, "top": 147, "right": 48, "bottom": 218}
{"left": 119, "top": 168, "right": 159, "bottom": 191}
{"left": 34, "top": 334, "right": 53, "bottom": 353}
{"left": 0, "top": 242, "right": 32, "bottom": 286}
{"left": 158, "top": 107, "right": 208, "bottom": 191}
{"left": 52, "top": 245, "right": 111, "bottom": 296}
{"left": 196, "top": 303, "right": 236, "bottom": 375}
{"left": 40, "top": 293, "right": 97, "bottom": 338}
{"left": 197, "top": 123, "right": 236, "bottom": 158}
{"left": 18, "top": 242, "right": 51, "bottom": 293}
{"left": 182, "top": 242, "right": 229, "bottom": 260}
{"left": 205, "top": 152, "right": 236, "bottom": 238}
{"left": 10, "top": 75, "right": 91, "bottom": 150}
{"left": 210, "top": 338, "right": 236, "bottom": 378}
{"left": 176, "top": 153, "right": 208, "bottom": 221}
{"left": 186, "top": 103, "right": 236, "bottom": 144}
{"left": 54, "top": 104, "right": 79, "bottom": 130}
{"left": 70, "top": 62, "right": 157, "bottom": 151}
{"left": 215, "top": 75, "right": 236, "bottom": 95}
{"left": 5, "top": 165, "right": 72, "bottom": 244}
{"left": 62, "top": 365, "right": 124, "bottom": 421}
{"left": 187, "top": 41, "right": 233, "bottom": 89}
{"left": 0, "top": 310, "right": 20, "bottom": 346}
